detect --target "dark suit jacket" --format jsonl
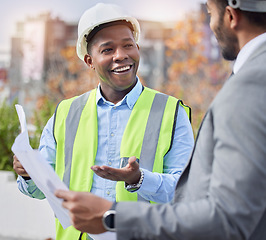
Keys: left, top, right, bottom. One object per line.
{"left": 115, "top": 41, "right": 266, "bottom": 240}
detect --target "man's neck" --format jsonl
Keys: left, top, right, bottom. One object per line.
{"left": 100, "top": 82, "right": 137, "bottom": 104}
{"left": 237, "top": 18, "right": 266, "bottom": 50}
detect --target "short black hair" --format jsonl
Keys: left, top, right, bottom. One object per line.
{"left": 241, "top": 11, "right": 266, "bottom": 28}
{"left": 211, "top": 0, "right": 266, "bottom": 28}
{"left": 84, "top": 20, "right": 134, "bottom": 54}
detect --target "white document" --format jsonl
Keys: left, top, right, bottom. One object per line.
{"left": 11, "top": 104, "right": 71, "bottom": 229}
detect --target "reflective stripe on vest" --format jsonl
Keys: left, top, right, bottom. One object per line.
{"left": 140, "top": 92, "right": 168, "bottom": 171}
{"left": 63, "top": 91, "right": 91, "bottom": 187}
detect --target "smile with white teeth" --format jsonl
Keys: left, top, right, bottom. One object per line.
{"left": 112, "top": 65, "right": 131, "bottom": 73}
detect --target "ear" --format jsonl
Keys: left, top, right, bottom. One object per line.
{"left": 84, "top": 54, "right": 95, "bottom": 70}
{"left": 225, "top": 6, "right": 240, "bottom": 30}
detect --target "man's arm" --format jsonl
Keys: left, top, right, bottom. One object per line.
{"left": 15, "top": 115, "right": 56, "bottom": 199}
{"left": 114, "top": 73, "right": 266, "bottom": 240}
{"left": 92, "top": 106, "right": 194, "bottom": 203}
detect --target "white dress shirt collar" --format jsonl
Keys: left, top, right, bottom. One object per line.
{"left": 233, "top": 32, "right": 266, "bottom": 74}
{"left": 96, "top": 77, "right": 143, "bottom": 109}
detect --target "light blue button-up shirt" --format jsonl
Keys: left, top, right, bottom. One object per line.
{"left": 17, "top": 79, "right": 194, "bottom": 203}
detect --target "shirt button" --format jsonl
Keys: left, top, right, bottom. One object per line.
{"left": 106, "top": 190, "right": 110, "bottom": 195}
{"left": 110, "top": 132, "right": 114, "bottom": 137}
{"left": 108, "top": 161, "right": 112, "bottom": 166}
{"left": 113, "top": 106, "right": 116, "bottom": 110}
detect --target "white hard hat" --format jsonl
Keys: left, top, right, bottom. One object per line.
{"left": 228, "top": 0, "right": 266, "bottom": 12}
{"left": 76, "top": 3, "right": 141, "bottom": 61}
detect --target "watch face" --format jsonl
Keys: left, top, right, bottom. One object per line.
{"left": 105, "top": 213, "right": 115, "bottom": 228}
{"left": 103, "top": 210, "right": 116, "bottom": 232}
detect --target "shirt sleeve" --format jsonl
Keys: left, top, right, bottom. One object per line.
{"left": 137, "top": 105, "right": 194, "bottom": 203}
{"left": 17, "top": 115, "right": 57, "bottom": 199}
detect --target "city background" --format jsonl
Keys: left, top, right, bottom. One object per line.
{"left": 0, "top": 0, "right": 232, "bottom": 239}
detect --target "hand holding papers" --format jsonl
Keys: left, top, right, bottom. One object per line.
{"left": 11, "top": 104, "right": 71, "bottom": 229}
{"left": 12, "top": 105, "right": 116, "bottom": 240}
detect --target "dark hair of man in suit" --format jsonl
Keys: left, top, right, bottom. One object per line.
{"left": 211, "top": 0, "right": 266, "bottom": 29}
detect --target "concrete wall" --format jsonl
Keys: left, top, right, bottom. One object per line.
{"left": 0, "top": 171, "right": 55, "bottom": 240}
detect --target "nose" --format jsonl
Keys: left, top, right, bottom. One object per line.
{"left": 113, "top": 47, "right": 128, "bottom": 62}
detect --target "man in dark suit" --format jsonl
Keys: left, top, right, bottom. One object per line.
{"left": 55, "top": 0, "right": 266, "bottom": 239}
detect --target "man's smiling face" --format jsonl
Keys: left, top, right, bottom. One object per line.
{"left": 86, "top": 24, "right": 140, "bottom": 93}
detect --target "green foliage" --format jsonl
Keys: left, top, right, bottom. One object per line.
{"left": 30, "top": 98, "right": 56, "bottom": 149}
{"left": 0, "top": 98, "right": 56, "bottom": 172}
{"left": 0, "top": 99, "right": 20, "bottom": 171}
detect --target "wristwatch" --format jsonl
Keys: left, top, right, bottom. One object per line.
{"left": 102, "top": 210, "right": 116, "bottom": 232}
{"left": 102, "top": 202, "right": 117, "bottom": 232}
{"left": 125, "top": 169, "right": 144, "bottom": 192}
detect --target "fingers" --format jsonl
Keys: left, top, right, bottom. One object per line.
{"left": 55, "top": 190, "right": 81, "bottom": 212}
{"left": 13, "top": 155, "right": 29, "bottom": 177}
{"left": 128, "top": 156, "right": 139, "bottom": 169}
{"left": 55, "top": 189, "right": 73, "bottom": 201}
{"left": 91, "top": 165, "right": 116, "bottom": 177}
{"left": 91, "top": 156, "right": 140, "bottom": 182}
{"left": 55, "top": 190, "right": 82, "bottom": 218}
{"left": 91, "top": 165, "right": 123, "bottom": 181}
{"left": 55, "top": 190, "right": 111, "bottom": 234}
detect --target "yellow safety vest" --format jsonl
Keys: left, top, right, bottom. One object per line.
{"left": 53, "top": 87, "right": 191, "bottom": 240}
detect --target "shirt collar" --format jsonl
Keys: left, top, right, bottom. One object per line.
{"left": 96, "top": 77, "right": 143, "bottom": 109}
{"left": 233, "top": 32, "right": 266, "bottom": 74}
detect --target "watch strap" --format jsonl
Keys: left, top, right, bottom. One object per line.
{"left": 125, "top": 169, "right": 144, "bottom": 192}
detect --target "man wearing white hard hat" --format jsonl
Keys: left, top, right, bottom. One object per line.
{"left": 14, "top": 3, "right": 194, "bottom": 240}
{"left": 55, "top": 0, "right": 266, "bottom": 239}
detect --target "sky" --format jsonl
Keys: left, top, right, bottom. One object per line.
{"left": 0, "top": 0, "right": 204, "bottom": 53}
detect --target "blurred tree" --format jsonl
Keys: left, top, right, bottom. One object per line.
{"left": 160, "top": 12, "right": 231, "bottom": 134}
{"left": 29, "top": 97, "right": 57, "bottom": 149}
{"left": 0, "top": 99, "right": 19, "bottom": 171}
{"left": 0, "top": 98, "right": 56, "bottom": 173}
{"left": 28, "top": 45, "right": 99, "bottom": 147}
{"left": 45, "top": 45, "right": 98, "bottom": 102}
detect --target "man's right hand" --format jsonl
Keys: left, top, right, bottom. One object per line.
{"left": 55, "top": 190, "right": 112, "bottom": 234}
{"left": 13, "top": 155, "right": 30, "bottom": 177}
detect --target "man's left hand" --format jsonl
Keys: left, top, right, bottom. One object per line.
{"left": 91, "top": 156, "right": 141, "bottom": 184}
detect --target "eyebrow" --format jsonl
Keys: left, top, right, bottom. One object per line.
{"left": 99, "top": 41, "right": 112, "bottom": 48}
{"left": 99, "top": 37, "right": 134, "bottom": 48}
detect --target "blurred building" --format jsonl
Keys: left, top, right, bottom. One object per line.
{"left": 138, "top": 20, "right": 175, "bottom": 89}
{"left": 0, "top": 68, "right": 9, "bottom": 103}
{"left": 0, "top": 48, "right": 10, "bottom": 104}
{"left": 9, "top": 12, "right": 77, "bottom": 115}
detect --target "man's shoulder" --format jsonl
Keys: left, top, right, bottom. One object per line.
{"left": 58, "top": 90, "right": 95, "bottom": 108}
